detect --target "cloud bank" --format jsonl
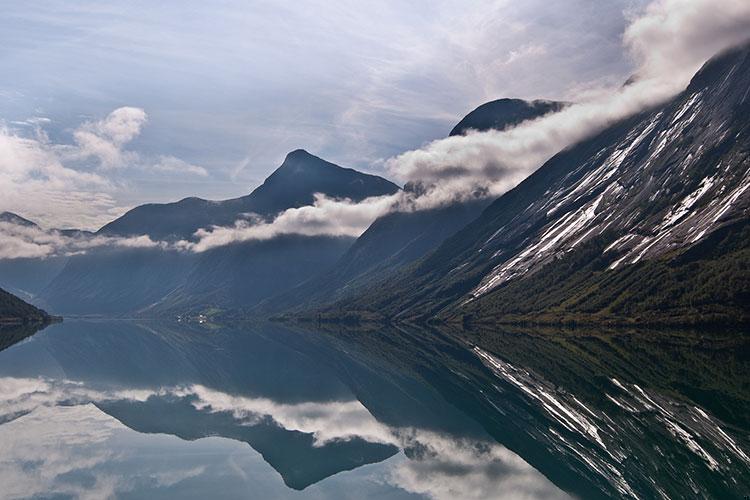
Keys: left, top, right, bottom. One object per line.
{"left": 385, "top": 0, "right": 750, "bottom": 209}
{"left": 173, "top": 0, "right": 750, "bottom": 252}
{"left": 0, "top": 221, "right": 165, "bottom": 260}
{"left": 179, "top": 193, "right": 400, "bottom": 252}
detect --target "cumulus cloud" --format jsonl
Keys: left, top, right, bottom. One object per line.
{"left": 0, "top": 108, "right": 209, "bottom": 229}
{"left": 384, "top": 0, "right": 750, "bottom": 209}
{"left": 0, "top": 220, "right": 165, "bottom": 260}
{"left": 71, "top": 107, "right": 147, "bottom": 168}
{"left": 180, "top": 193, "right": 400, "bottom": 252}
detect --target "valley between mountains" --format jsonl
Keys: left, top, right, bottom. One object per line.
{"left": 1, "top": 42, "right": 749, "bottom": 328}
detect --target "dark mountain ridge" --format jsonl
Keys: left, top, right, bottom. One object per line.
{"left": 0, "top": 287, "right": 53, "bottom": 324}
{"left": 99, "top": 149, "right": 398, "bottom": 241}
{"left": 259, "top": 98, "right": 564, "bottom": 316}
{"left": 40, "top": 151, "right": 399, "bottom": 316}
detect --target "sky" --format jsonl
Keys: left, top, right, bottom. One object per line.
{"left": 0, "top": 0, "right": 649, "bottom": 229}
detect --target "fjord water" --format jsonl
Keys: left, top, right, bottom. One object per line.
{"left": 0, "top": 321, "right": 748, "bottom": 499}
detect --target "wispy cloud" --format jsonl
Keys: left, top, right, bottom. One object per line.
{"left": 70, "top": 107, "right": 147, "bottom": 168}
{"left": 0, "top": 108, "right": 209, "bottom": 230}
{"left": 383, "top": 0, "right": 750, "bottom": 210}
{"left": 175, "top": 0, "right": 750, "bottom": 253}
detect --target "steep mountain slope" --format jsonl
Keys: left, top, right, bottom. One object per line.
{"left": 147, "top": 235, "right": 353, "bottom": 315}
{"left": 41, "top": 151, "right": 398, "bottom": 316}
{"left": 262, "top": 99, "right": 562, "bottom": 315}
{"left": 99, "top": 149, "right": 398, "bottom": 240}
{"left": 335, "top": 42, "right": 750, "bottom": 325}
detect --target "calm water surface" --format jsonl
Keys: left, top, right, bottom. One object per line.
{"left": 0, "top": 320, "right": 748, "bottom": 499}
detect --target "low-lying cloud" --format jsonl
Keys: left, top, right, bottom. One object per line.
{"left": 385, "top": 0, "right": 750, "bottom": 209}
{"left": 178, "top": 193, "right": 400, "bottom": 253}
{"left": 171, "top": 0, "right": 750, "bottom": 252}
{"left": 0, "top": 221, "right": 165, "bottom": 260}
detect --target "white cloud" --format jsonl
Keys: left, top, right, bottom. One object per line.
{"left": 180, "top": 193, "right": 400, "bottom": 253}
{"left": 383, "top": 0, "right": 750, "bottom": 210}
{"left": 71, "top": 106, "right": 147, "bottom": 168}
{"left": 503, "top": 43, "right": 548, "bottom": 65}
{"left": 152, "top": 155, "right": 208, "bottom": 176}
{"left": 0, "top": 108, "right": 208, "bottom": 230}
{"left": 0, "top": 220, "right": 165, "bottom": 260}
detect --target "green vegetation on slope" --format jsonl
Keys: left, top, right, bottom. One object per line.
{"left": 452, "top": 220, "right": 750, "bottom": 327}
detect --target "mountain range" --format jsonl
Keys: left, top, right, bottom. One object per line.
{"left": 0, "top": 41, "right": 748, "bottom": 326}
{"left": 324, "top": 41, "right": 750, "bottom": 326}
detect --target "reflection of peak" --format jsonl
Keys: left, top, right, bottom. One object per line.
{"left": 99, "top": 396, "right": 397, "bottom": 490}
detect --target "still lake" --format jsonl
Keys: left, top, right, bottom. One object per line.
{"left": 0, "top": 320, "right": 748, "bottom": 499}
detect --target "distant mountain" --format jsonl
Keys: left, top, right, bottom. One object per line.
{"left": 41, "top": 150, "right": 399, "bottom": 316}
{"left": 449, "top": 98, "right": 565, "bottom": 136}
{"left": 331, "top": 41, "right": 750, "bottom": 326}
{"left": 99, "top": 149, "right": 398, "bottom": 240}
{"left": 260, "top": 99, "right": 563, "bottom": 316}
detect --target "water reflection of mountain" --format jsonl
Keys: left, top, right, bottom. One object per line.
{"left": 0, "top": 322, "right": 49, "bottom": 353}
{"left": 0, "top": 320, "right": 747, "bottom": 499}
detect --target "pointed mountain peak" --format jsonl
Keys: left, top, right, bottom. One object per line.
{"left": 273, "top": 149, "right": 336, "bottom": 177}
{"left": 250, "top": 150, "right": 399, "bottom": 209}
{"left": 284, "top": 148, "right": 315, "bottom": 161}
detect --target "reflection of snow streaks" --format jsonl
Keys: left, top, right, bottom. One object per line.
{"left": 473, "top": 347, "right": 750, "bottom": 498}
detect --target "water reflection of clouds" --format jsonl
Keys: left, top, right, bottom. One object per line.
{"left": 0, "top": 404, "right": 202, "bottom": 499}
{"left": 0, "top": 376, "right": 568, "bottom": 499}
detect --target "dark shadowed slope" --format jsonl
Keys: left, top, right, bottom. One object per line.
{"left": 0, "top": 287, "right": 54, "bottom": 352}
{"left": 41, "top": 151, "right": 399, "bottom": 316}
{"left": 261, "top": 98, "right": 564, "bottom": 315}
{"left": 333, "top": 42, "right": 750, "bottom": 326}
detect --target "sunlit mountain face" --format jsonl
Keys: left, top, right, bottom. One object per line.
{"left": 0, "top": 320, "right": 747, "bottom": 499}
